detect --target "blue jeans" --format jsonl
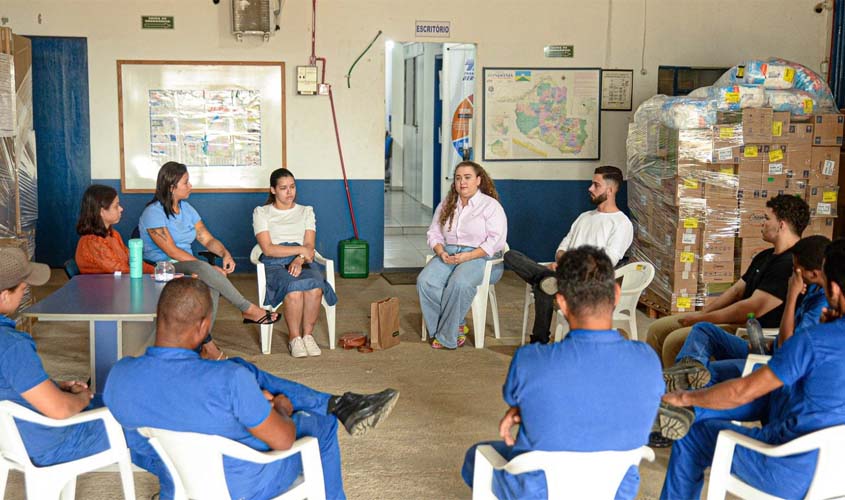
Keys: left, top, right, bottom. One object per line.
{"left": 675, "top": 322, "right": 748, "bottom": 378}
{"left": 416, "top": 245, "right": 503, "bottom": 348}
{"left": 462, "top": 441, "right": 639, "bottom": 500}
{"left": 660, "top": 398, "right": 816, "bottom": 500}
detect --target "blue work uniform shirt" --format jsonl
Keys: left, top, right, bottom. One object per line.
{"left": 104, "top": 346, "right": 301, "bottom": 500}
{"left": 139, "top": 201, "right": 202, "bottom": 263}
{"left": 0, "top": 315, "right": 107, "bottom": 466}
{"left": 498, "top": 329, "right": 663, "bottom": 499}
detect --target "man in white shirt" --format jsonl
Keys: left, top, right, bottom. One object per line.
{"left": 504, "top": 165, "right": 634, "bottom": 344}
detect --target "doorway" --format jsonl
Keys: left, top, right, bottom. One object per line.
{"left": 383, "top": 41, "right": 477, "bottom": 269}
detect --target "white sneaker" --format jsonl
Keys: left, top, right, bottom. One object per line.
{"left": 303, "top": 334, "right": 322, "bottom": 356}
{"left": 289, "top": 337, "right": 307, "bottom": 358}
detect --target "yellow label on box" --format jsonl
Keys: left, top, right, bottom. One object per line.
{"left": 744, "top": 147, "right": 758, "bottom": 158}
{"left": 676, "top": 297, "right": 692, "bottom": 309}
{"left": 720, "top": 166, "right": 734, "bottom": 174}
{"left": 772, "top": 121, "right": 783, "bottom": 137}
{"left": 683, "top": 178, "right": 699, "bottom": 189}
{"left": 683, "top": 217, "right": 699, "bottom": 229}
{"left": 737, "top": 66, "right": 745, "bottom": 78}
{"left": 724, "top": 91, "right": 740, "bottom": 104}
{"left": 803, "top": 99, "right": 813, "bottom": 114}
{"left": 784, "top": 67, "right": 795, "bottom": 82}
{"left": 680, "top": 251, "right": 695, "bottom": 263}
{"left": 823, "top": 191, "right": 838, "bottom": 203}
{"left": 769, "top": 149, "right": 784, "bottom": 162}
{"left": 719, "top": 127, "right": 734, "bottom": 139}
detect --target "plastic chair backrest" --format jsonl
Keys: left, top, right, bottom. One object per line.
{"left": 0, "top": 401, "right": 36, "bottom": 469}
{"left": 805, "top": 425, "right": 845, "bottom": 499}
{"left": 614, "top": 262, "right": 655, "bottom": 313}
{"left": 503, "top": 447, "right": 651, "bottom": 497}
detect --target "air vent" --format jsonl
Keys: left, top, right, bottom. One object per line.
{"left": 232, "top": 0, "right": 272, "bottom": 41}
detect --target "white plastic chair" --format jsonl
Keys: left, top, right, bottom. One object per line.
{"left": 707, "top": 425, "right": 845, "bottom": 500}
{"left": 472, "top": 444, "right": 654, "bottom": 499}
{"left": 250, "top": 244, "right": 337, "bottom": 354}
{"left": 138, "top": 428, "right": 326, "bottom": 500}
{"left": 549, "top": 262, "right": 655, "bottom": 344}
{"left": 0, "top": 401, "right": 135, "bottom": 500}
{"left": 420, "top": 244, "right": 508, "bottom": 349}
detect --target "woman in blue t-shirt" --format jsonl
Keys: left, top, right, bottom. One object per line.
{"left": 139, "top": 161, "right": 279, "bottom": 358}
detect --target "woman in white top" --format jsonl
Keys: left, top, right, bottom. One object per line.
{"left": 253, "top": 168, "right": 338, "bottom": 358}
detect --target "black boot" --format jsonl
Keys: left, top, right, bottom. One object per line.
{"left": 328, "top": 388, "right": 399, "bottom": 436}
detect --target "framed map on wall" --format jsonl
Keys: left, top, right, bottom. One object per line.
{"left": 482, "top": 67, "right": 601, "bottom": 161}
{"left": 118, "top": 60, "right": 286, "bottom": 192}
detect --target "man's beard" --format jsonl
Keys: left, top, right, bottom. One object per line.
{"left": 590, "top": 192, "right": 607, "bottom": 205}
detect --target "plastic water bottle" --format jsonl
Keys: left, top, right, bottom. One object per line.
{"left": 746, "top": 312, "right": 766, "bottom": 355}
{"left": 128, "top": 238, "right": 143, "bottom": 279}
{"left": 154, "top": 261, "right": 175, "bottom": 282}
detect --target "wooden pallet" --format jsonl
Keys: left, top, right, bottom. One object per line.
{"left": 638, "top": 288, "right": 670, "bottom": 319}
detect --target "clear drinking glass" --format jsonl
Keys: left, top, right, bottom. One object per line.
{"left": 154, "top": 261, "right": 176, "bottom": 282}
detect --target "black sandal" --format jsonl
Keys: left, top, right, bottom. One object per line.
{"left": 243, "top": 312, "right": 280, "bottom": 325}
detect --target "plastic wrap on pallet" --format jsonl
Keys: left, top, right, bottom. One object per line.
{"left": 0, "top": 137, "right": 15, "bottom": 237}
{"left": 0, "top": 53, "right": 13, "bottom": 137}
{"left": 766, "top": 89, "right": 821, "bottom": 116}
{"left": 633, "top": 95, "right": 669, "bottom": 125}
{"left": 716, "top": 58, "right": 836, "bottom": 111}
{"left": 807, "top": 185, "right": 839, "bottom": 218}
{"left": 17, "top": 129, "right": 37, "bottom": 229}
{"left": 689, "top": 84, "right": 766, "bottom": 111}
{"left": 660, "top": 97, "right": 717, "bottom": 129}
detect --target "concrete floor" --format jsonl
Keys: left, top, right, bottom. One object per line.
{"left": 4, "top": 269, "right": 720, "bottom": 500}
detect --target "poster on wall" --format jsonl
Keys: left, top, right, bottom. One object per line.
{"left": 601, "top": 69, "right": 633, "bottom": 111}
{"left": 482, "top": 67, "right": 601, "bottom": 161}
{"left": 445, "top": 45, "right": 475, "bottom": 173}
{"left": 118, "top": 60, "right": 285, "bottom": 192}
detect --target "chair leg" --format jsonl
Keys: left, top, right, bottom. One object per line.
{"left": 421, "top": 316, "right": 427, "bottom": 341}
{"left": 472, "top": 285, "right": 490, "bottom": 349}
{"left": 521, "top": 285, "right": 532, "bottom": 345}
{"left": 629, "top": 317, "right": 638, "bottom": 342}
{"left": 27, "top": 473, "right": 62, "bottom": 500}
{"left": 489, "top": 287, "right": 501, "bottom": 339}
{"left": 117, "top": 451, "right": 137, "bottom": 500}
{"left": 0, "top": 464, "right": 8, "bottom": 498}
{"left": 261, "top": 322, "right": 273, "bottom": 354}
{"left": 325, "top": 304, "right": 337, "bottom": 349}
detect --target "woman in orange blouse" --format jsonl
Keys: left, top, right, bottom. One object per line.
{"left": 75, "top": 184, "right": 154, "bottom": 275}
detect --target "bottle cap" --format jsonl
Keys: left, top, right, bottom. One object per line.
{"left": 747, "top": 312, "right": 755, "bottom": 319}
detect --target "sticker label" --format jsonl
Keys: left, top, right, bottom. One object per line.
{"left": 823, "top": 159, "right": 836, "bottom": 176}
{"left": 737, "top": 66, "right": 745, "bottom": 78}
{"left": 676, "top": 297, "right": 692, "bottom": 309}
{"left": 717, "top": 148, "right": 734, "bottom": 161}
{"left": 823, "top": 191, "right": 838, "bottom": 203}
{"left": 719, "top": 166, "right": 734, "bottom": 174}
{"left": 817, "top": 202, "right": 832, "bottom": 215}
{"left": 683, "top": 217, "right": 699, "bottom": 229}
{"left": 803, "top": 99, "right": 814, "bottom": 114}
{"left": 680, "top": 251, "right": 695, "bottom": 263}
{"left": 784, "top": 67, "right": 795, "bottom": 82}
{"left": 682, "top": 233, "right": 697, "bottom": 245}
{"left": 768, "top": 163, "right": 783, "bottom": 175}
{"left": 719, "top": 127, "right": 734, "bottom": 139}
{"left": 772, "top": 121, "right": 783, "bottom": 137}
{"left": 769, "top": 149, "right": 784, "bottom": 162}
{"left": 744, "top": 147, "right": 758, "bottom": 158}
{"left": 683, "top": 178, "right": 699, "bottom": 189}
{"left": 724, "top": 92, "right": 740, "bottom": 104}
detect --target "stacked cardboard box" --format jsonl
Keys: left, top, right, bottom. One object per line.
{"left": 629, "top": 104, "right": 843, "bottom": 313}
{"left": 0, "top": 28, "right": 37, "bottom": 323}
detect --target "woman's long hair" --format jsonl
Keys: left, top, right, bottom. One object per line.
{"left": 438, "top": 161, "right": 499, "bottom": 231}
{"left": 146, "top": 161, "right": 188, "bottom": 218}
{"left": 264, "top": 168, "right": 295, "bottom": 205}
{"left": 76, "top": 184, "right": 118, "bottom": 237}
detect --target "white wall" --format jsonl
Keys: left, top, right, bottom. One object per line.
{"left": 2, "top": 0, "right": 831, "bottom": 183}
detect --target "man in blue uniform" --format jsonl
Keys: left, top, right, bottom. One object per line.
{"left": 661, "top": 239, "right": 845, "bottom": 499}
{"left": 104, "top": 278, "right": 398, "bottom": 500}
{"left": 461, "top": 246, "right": 663, "bottom": 499}
{"left": 664, "top": 235, "right": 830, "bottom": 391}
{"left": 0, "top": 247, "right": 106, "bottom": 466}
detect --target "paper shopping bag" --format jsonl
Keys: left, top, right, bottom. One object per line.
{"left": 370, "top": 297, "right": 400, "bottom": 350}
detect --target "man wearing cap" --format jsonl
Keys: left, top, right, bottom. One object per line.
{"left": 0, "top": 247, "right": 107, "bottom": 466}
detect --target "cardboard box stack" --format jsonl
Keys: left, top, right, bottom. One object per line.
{"left": 628, "top": 58, "right": 842, "bottom": 313}
{"left": 0, "top": 27, "right": 38, "bottom": 322}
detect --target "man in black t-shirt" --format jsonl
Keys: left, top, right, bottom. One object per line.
{"left": 645, "top": 195, "right": 809, "bottom": 368}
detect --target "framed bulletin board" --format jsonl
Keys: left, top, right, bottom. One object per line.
{"left": 117, "top": 60, "right": 285, "bottom": 192}
{"left": 482, "top": 67, "right": 601, "bottom": 161}
{"left": 600, "top": 69, "right": 633, "bottom": 111}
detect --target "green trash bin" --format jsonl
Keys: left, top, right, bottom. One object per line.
{"left": 338, "top": 238, "right": 369, "bottom": 278}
